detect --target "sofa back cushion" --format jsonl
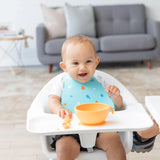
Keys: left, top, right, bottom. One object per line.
{"left": 94, "top": 4, "right": 146, "bottom": 37}
{"left": 64, "top": 3, "right": 96, "bottom": 38}
{"left": 41, "top": 4, "right": 66, "bottom": 39}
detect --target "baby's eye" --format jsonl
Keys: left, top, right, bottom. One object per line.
{"left": 73, "top": 62, "right": 79, "bottom": 65}
{"left": 86, "top": 60, "right": 92, "bottom": 63}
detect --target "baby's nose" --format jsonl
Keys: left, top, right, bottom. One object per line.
{"left": 79, "top": 64, "right": 86, "bottom": 70}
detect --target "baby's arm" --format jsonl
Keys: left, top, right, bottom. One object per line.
{"left": 105, "top": 85, "right": 123, "bottom": 110}
{"left": 48, "top": 95, "right": 72, "bottom": 119}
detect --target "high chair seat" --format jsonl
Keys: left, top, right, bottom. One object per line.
{"left": 26, "top": 70, "right": 153, "bottom": 160}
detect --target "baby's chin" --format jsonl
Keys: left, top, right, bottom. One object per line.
{"left": 76, "top": 76, "right": 91, "bottom": 83}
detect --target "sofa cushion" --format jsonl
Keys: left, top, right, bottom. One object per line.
{"left": 45, "top": 38, "right": 65, "bottom": 55}
{"left": 45, "top": 37, "right": 99, "bottom": 55}
{"left": 100, "top": 34, "right": 155, "bottom": 52}
{"left": 41, "top": 4, "right": 66, "bottom": 39}
{"left": 94, "top": 4, "right": 146, "bottom": 37}
{"left": 64, "top": 3, "right": 96, "bottom": 38}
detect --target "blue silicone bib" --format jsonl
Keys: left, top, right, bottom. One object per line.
{"left": 61, "top": 74, "right": 115, "bottom": 113}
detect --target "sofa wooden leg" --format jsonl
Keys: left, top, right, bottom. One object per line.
{"left": 147, "top": 60, "right": 152, "bottom": 69}
{"left": 49, "top": 64, "right": 53, "bottom": 73}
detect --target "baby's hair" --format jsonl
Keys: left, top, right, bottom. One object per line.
{"left": 61, "top": 35, "right": 96, "bottom": 59}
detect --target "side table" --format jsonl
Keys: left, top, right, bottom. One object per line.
{"left": 145, "top": 96, "right": 160, "bottom": 127}
{"left": 0, "top": 35, "right": 33, "bottom": 75}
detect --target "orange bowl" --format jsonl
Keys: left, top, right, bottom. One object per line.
{"left": 74, "top": 103, "right": 114, "bottom": 125}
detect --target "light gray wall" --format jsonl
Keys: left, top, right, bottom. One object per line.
{"left": 0, "top": 0, "right": 160, "bottom": 67}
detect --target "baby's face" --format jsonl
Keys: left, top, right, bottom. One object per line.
{"left": 61, "top": 42, "right": 100, "bottom": 83}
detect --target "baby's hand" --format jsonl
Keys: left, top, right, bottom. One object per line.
{"left": 58, "top": 108, "right": 72, "bottom": 119}
{"left": 105, "top": 85, "right": 121, "bottom": 98}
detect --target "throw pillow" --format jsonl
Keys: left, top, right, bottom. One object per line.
{"left": 41, "top": 4, "right": 66, "bottom": 39}
{"left": 64, "top": 3, "right": 96, "bottom": 38}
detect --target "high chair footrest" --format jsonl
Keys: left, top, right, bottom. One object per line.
{"left": 87, "top": 148, "right": 94, "bottom": 152}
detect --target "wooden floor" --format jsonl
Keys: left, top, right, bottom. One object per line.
{"left": 0, "top": 122, "right": 160, "bottom": 160}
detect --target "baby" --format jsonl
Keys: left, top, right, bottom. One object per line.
{"left": 48, "top": 35, "right": 126, "bottom": 160}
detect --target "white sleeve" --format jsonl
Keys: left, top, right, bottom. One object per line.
{"left": 94, "top": 71, "right": 108, "bottom": 89}
{"left": 49, "top": 75, "right": 64, "bottom": 97}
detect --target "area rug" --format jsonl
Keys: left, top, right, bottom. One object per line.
{"left": 0, "top": 61, "right": 160, "bottom": 123}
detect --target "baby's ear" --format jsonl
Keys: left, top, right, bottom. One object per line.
{"left": 60, "top": 62, "right": 67, "bottom": 72}
{"left": 96, "top": 56, "right": 100, "bottom": 66}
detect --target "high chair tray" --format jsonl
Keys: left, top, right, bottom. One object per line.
{"left": 27, "top": 103, "right": 153, "bottom": 135}
{"left": 145, "top": 96, "right": 160, "bottom": 127}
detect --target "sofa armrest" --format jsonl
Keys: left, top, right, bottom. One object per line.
{"left": 36, "top": 23, "right": 48, "bottom": 63}
{"left": 147, "top": 19, "right": 160, "bottom": 54}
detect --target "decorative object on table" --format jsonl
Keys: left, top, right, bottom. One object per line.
{"left": 0, "top": 22, "right": 18, "bottom": 37}
{"left": 0, "top": 25, "right": 9, "bottom": 31}
{"left": 0, "top": 29, "right": 33, "bottom": 75}
{"left": 18, "top": 28, "right": 25, "bottom": 35}
{"left": 18, "top": 29, "right": 33, "bottom": 48}
{"left": 0, "top": 23, "right": 9, "bottom": 37}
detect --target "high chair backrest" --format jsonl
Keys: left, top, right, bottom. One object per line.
{"left": 28, "top": 70, "right": 137, "bottom": 117}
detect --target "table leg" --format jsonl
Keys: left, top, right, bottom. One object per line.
{"left": 0, "top": 40, "right": 25, "bottom": 74}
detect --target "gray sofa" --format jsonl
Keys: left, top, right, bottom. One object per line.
{"left": 36, "top": 4, "right": 160, "bottom": 73}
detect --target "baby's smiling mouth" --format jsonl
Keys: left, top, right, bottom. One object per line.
{"left": 78, "top": 73, "right": 88, "bottom": 77}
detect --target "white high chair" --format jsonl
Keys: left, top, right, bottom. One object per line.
{"left": 26, "top": 70, "right": 153, "bottom": 160}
